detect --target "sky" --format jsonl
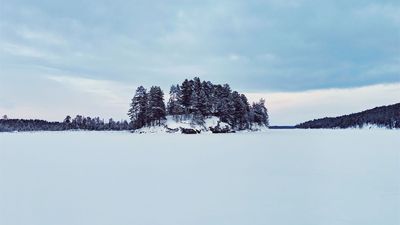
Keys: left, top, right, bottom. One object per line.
{"left": 0, "top": 0, "right": 399, "bottom": 125}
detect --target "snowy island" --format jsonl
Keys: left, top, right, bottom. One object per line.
{"left": 128, "top": 77, "right": 269, "bottom": 134}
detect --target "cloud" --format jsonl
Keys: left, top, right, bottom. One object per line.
{"left": 246, "top": 83, "right": 400, "bottom": 125}
{"left": 355, "top": 3, "right": 400, "bottom": 24}
{"left": 0, "top": 74, "right": 136, "bottom": 121}
{"left": 46, "top": 75, "right": 133, "bottom": 106}
{"left": 17, "top": 28, "right": 67, "bottom": 46}
{"left": 2, "top": 0, "right": 399, "bottom": 92}
{"left": 1, "top": 0, "right": 400, "bottom": 121}
{"left": 0, "top": 42, "right": 56, "bottom": 59}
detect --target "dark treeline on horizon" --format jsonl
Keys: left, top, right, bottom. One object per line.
{"left": 128, "top": 77, "right": 269, "bottom": 130}
{"left": 0, "top": 115, "right": 130, "bottom": 132}
{"left": 296, "top": 103, "right": 400, "bottom": 129}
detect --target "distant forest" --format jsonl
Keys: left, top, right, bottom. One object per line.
{"left": 0, "top": 115, "right": 130, "bottom": 132}
{"left": 296, "top": 103, "right": 400, "bottom": 129}
{"left": 0, "top": 77, "right": 269, "bottom": 132}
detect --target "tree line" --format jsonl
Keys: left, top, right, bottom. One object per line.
{"left": 128, "top": 77, "right": 269, "bottom": 130}
{"left": 295, "top": 103, "right": 400, "bottom": 129}
{"left": 0, "top": 115, "right": 130, "bottom": 132}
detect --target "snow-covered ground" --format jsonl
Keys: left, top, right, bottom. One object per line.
{"left": 133, "top": 115, "right": 268, "bottom": 133}
{"left": 134, "top": 116, "right": 231, "bottom": 133}
{"left": 0, "top": 130, "right": 399, "bottom": 225}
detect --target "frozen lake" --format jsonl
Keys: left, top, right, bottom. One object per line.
{"left": 1, "top": 130, "right": 399, "bottom": 225}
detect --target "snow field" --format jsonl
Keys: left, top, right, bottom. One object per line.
{"left": 0, "top": 130, "right": 399, "bottom": 225}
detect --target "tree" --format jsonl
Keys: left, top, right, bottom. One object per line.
{"left": 213, "top": 84, "right": 232, "bottom": 122}
{"left": 72, "top": 115, "right": 84, "bottom": 129}
{"left": 228, "top": 91, "right": 250, "bottom": 129}
{"left": 128, "top": 86, "right": 148, "bottom": 129}
{"left": 201, "top": 81, "right": 214, "bottom": 116}
{"left": 2, "top": 115, "right": 8, "bottom": 120}
{"left": 108, "top": 118, "right": 116, "bottom": 130}
{"left": 239, "top": 94, "right": 251, "bottom": 129}
{"left": 148, "top": 86, "right": 166, "bottom": 126}
{"left": 120, "top": 120, "right": 130, "bottom": 130}
{"left": 63, "top": 115, "right": 71, "bottom": 124}
{"left": 92, "top": 117, "right": 104, "bottom": 130}
{"left": 190, "top": 77, "right": 208, "bottom": 118}
{"left": 167, "top": 84, "right": 184, "bottom": 117}
{"left": 180, "top": 79, "right": 193, "bottom": 115}
{"left": 251, "top": 99, "right": 269, "bottom": 127}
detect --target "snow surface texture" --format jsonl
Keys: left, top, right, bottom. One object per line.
{"left": 0, "top": 130, "right": 399, "bottom": 225}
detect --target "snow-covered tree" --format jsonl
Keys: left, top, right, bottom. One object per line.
{"left": 128, "top": 86, "right": 148, "bottom": 129}
{"left": 125, "top": 78, "right": 270, "bottom": 131}
{"left": 148, "top": 86, "right": 166, "bottom": 126}
{"left": 72, "top": 115, "right": 84, "bottom": 129}
{"left": 167, "top": 84, "right": 184, "bottom": 117}
{"left": 63, "top": 115, "right": 71, "bottom": 124}
{"left": 201, "top": 81, "right": 214, "bottom": 115}
{"left": 108, "top": 118, "right": 116, "bottom": 130}
{"left": 228, "top": 91, "right": 250, "bottom": 129}
{"left": 251, "top": 99, "right": 269, "bottom": 127}
{"left": 213, "top": 84, "right": 232, "bottom": 122}
{"left": 180, "top": 79, "right": 193, "bottom": 115}
{"left": 239, "top": 94, "right": 251, "bottom": 129}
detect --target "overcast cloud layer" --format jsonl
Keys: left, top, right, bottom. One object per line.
{"left": 0, "top": 0, "right": 399, "bottom": 124}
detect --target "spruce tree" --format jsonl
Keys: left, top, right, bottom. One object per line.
{"left": 240, "top": 94, "right": 251, "bottom": 129}
{"left": 214, "top": 84, "right": 232, "bottom": 122}
{"left": 128, "top": 86, "right": 148, "bottom": 129}
{"left": 148, "top": 86, "right": 166, "bottom": 126}
{"left": 201, "top": 81, "right": 213, "bottom": 116}
{"left": 230, "top": 91, "right": 247, "bottom": 129}
{"left": 180, "top": 79, "right": 193, "bottom": 115}
{"left": 190, "top": 77, "right": 207, "bottom": 117}
{"left": 167, "top": 84, "right": 184, "bottom": 117}
{"left": 63, "top": 115, "right": 71, "bottom": 124}
{"left": 251, "top": 99, "right": 269, "bottom": 127}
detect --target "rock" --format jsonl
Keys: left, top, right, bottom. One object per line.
{"left": 209, "top": 122, "right": 235, "bottom": 133}
{"left": 210, "top": 126, "right": 235, "bottom": 133}
{"left": 165, "top": 126, "right": 179, "bottom": 133}
{"left": 180, "top": 127, "right": 201, "bottom": 134}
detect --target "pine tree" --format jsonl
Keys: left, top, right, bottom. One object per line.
{"left": 72, "top": 115, "right": 84, "bottom": 129}
{"left": 197, "top": 89, "right": 208, "bottom": 116}
{"left": 128, "top": 86, "right": 148, "bottom": 129}
{"left": 229, "top": 91, "right": 247, "bottom": 129}
{"left": 251, "top": 99, "right": 269, "bottom": 127}
{"left": 180, "top": 79, "right": 193, "bottom": 115}
{"left": 63, "top": 115, "right": 71, "bottom": 124}
{"left": 190, "top": 77, "right": 207, "bottom": 117}
{"left": 167, "top": 84, "right": 184, "bottom": 117}
{"left": 108, "top": 118, "right": 116, "bottom": 130}
{"left": 214, "top": 84, "right": 232, "bottom": 122}
{"left": 201, "top": 81, "right": 213, "bottom": 116}
{"left": 240, "top": 94, "right": 251, "bottom": 129}
{"left": 148, "top": 86, "right": 166, "bottom": 126}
